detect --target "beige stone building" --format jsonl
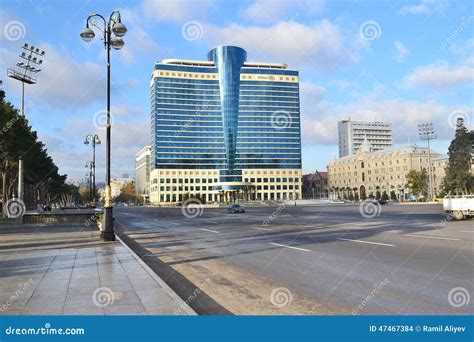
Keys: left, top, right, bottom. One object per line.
{"left": 328, "top": 139, "right": 442, "bottom": 200}
{"left": 149, "top": 168, "right": 302, "bottom": 204}
{"left": 431, "top": 155, "right": 448, "bottom": 195}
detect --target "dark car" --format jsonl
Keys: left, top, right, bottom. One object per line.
{"left": 374, "top": 199, "right": 388, "bottom": 205}
{"left": 227, "top": 204, "right": 245, "bottom": 214}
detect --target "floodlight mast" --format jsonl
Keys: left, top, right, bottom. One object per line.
{"left": 7, "top": 43, "right": 46, "bottom": 202}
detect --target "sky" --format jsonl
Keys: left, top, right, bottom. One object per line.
{"left": 0, "top": 0, "right": 473, "bottom": 184}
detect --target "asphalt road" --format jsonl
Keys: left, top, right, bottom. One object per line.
{"left": 114, "top": 203, "right": 473, "bottom": 315}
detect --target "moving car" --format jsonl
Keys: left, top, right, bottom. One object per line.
{"left": 227, "top": 204, "right": 245, "bottom": 214}
{"left": 443, "top": 195, "right": 474, "bottom": 220}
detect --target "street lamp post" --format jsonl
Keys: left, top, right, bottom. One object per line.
{"left": 418, "top": 123, "right": 437, "bottom": 201}
{"left": 7, "top": 43, "right": 46, "bottom": 202}
{"left": 85, "top": 161, "right": 94, "bottom": 201}
{"left": 84, "top": 134, "right": 101, "bottom": 205}
{"left": 80, "top": 10, "right": 127, "bottom": 241}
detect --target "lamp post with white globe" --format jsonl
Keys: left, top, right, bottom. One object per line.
{"left": 80, "top": 10, "right": 127, "bottom": 241}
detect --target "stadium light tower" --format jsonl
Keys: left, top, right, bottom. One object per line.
{"left": 7, "top": 43, "right": 46, "bottom": 202}
{"left": 418, "top": 123, "right": 437, "bottom": 201}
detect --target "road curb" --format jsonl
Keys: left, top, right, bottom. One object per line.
{"left": 115, "top": 234, "right": 197, "bottom": 316}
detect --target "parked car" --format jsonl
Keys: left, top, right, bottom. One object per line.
{"left": 227, "top": 204, "right": 245, "bottom": 214}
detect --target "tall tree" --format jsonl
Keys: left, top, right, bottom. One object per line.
{"left": 405, "top": 169, "right": 428, "bottom": 198}
{"left": 443, "top": 118, "right": 473, "bottom": 194}
{"left": 1, "top": 89, "right": 75, "bottom": 216}
{"left": 113, "top": 181, "right": 138, "bottom": 203}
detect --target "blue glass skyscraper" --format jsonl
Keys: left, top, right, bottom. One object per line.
{"left": 149, "top": 46, "right": 302, "bottom": 204}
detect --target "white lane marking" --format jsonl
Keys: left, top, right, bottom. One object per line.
{"left": 200, "top": 228, "right": 219, "bottom": 234}
{"left": 255, "top": 227, "right": 273, "bottom": 231}
{"left": 457, "top": 230, "right": 473, "bottom": 233}
{"left": 118, "top": 212, "right": 135, "bottom": 216}
{"left": 404, "top": 234, "right": 460, "bottom": 241}
{"left": 337, "top": 238, "right": 396, "bottom": 247}
{"left": 268, "top": 242, "right": 311, "bottom": 252}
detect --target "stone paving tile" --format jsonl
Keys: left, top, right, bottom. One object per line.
{"left": 63, "top": 306, "right": 104, "bottom": 315}
{"left": 64, "top": 294, "right": 97, "bottom": 308}
{"left": 0, "top": 224, "right": 195, "bottom": 316}
{"left": 104, "top": 304, "right": 147, "bottom": 315}
{"left": 108, "top": 290, "right": 142, "bottom": 306}
{"left": 21, "top": 307, "right": 64, "bottom": 315}
{"left": 138, "top": 291, "right": 183, "bottom": 314}
{"left": 100, "top": 282, "right": 134, "bottom": 292}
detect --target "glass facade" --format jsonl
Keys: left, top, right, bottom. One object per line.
{"left": 150, "top": 46, "right": 301, "bottom": 192}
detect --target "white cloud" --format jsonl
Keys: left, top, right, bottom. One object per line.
{"left": 241, "top": 0, "right": 324, "bottom": 23}
{"left": 394, "top": 40, "right": 409, "bottom": 62}
{"left": 398, "top": 0, "right": 441, "bottom": 15}
{"left": 110, "top": 104, "right": 145, "bottom": 117}
{"left": 118, "top": 7, "right": 175, "bottom": 65}
{"left": 451, "top": 38, "right": 474, "bottom": 65}
{"left": 47, "top": 115, "right": 149, "bottom": 182}
{"left": 403, "top": 63, "right": 474, "bottom": 89}
{"left": 300, "top": 97, "right": 466, "bottom": 147}
{"left": 0, "top": 42, "right": 120, "bottom": 112}
{"left": 204, "top": 19, "right": 360, "bottom": 71}
{"left": 300, "top": 82, "right": 326, "bottom": 101}
{"left": 141, "top": 0, "right": 216, "bottom": 23}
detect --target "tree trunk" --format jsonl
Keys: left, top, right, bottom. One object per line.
{"left": 1, "top": 161, "right": 8, "bottom": 217}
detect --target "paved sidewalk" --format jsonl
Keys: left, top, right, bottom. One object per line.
{"left": 0, "top": 223, "right": 195, "bottom": 315}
